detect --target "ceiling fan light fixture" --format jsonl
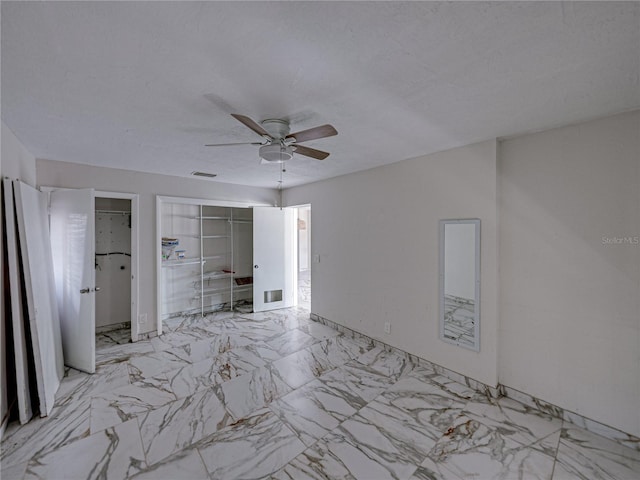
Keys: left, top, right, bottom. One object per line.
{"left": 259, "top": 144, "right": 293, "bottom": 163}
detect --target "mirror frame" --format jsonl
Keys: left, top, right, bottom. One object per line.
{"left": 439, "top": 218, "right": 481, "bottom": 352}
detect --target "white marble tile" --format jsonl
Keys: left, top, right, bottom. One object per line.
{"left": 94, "top": 340, "right": 155, "bottom": 366}
{"left": 137, "top": 387, "right": 232, "bottom": 465}
{"left": 310, "top": 335, "right": 376, "bottom": 369}
{"left": 562, "top": 410, "right": 640, "bottom": 452}
{"left": 346, "top": 403, "right": 438, "bottom": 465}
{"left": 127, "top": 346, "right": 195, "bottom": 380}
{"left": 237, "top": 308, "right": 310, "bottom": 330}
{"left": 427, "top": 374, "right": 484, "bottom": 401}
{"left": 206, "top": 318, "right": 286, "bottom": 343}
{"left": 246, "top": 341, "right": 287, "bottom": 362}
{"left": 197, "top": 408, "right": 306, "bottom": 479}
{"left": 165, "top": 346, "right": 266, "bottom": 398}
{"left": 407, "top": 466, "right": 436, "bottom": 480}
{"left": 150, "top": 328, "right": 214, "bottom": 352}
{"left": 6, "top": 307, "right": 638, "bottom": 480}
{"left": 271, "top": 345, "right": 335, "bottom": 389}
{"left": 216, "top": 365, "right": 292, "bottom": 420}
{"left": 553, "top": 426, "right": 640, "bottom": 480}
{"left": 0, "top": 460, "right": 28, "bottom": 480}
{"left": 420, "top": 415, "right": 560, "bottom": 480}
{"left": 270, "top": 379, "right": 362, "bottom": 446}
{"left": 23, "top": 418, "right": 146, "bottom": 480}
{"left": 365, "top": 375, "right": 468, "bottom": 442}
{"left": 271, "top": 445, "right": 360, "bottom": 480}
{"left": 1, "top": 398, "right": 91, "bottom": 468}
{"left": 90, "top": 380, "right": 176, "bottom": 433}
{"left": 356, "top": 345, "right": 418, "bottom": 379}
{"left": 319, "top": 361, "right": 396, "bottom": 404}
{"left": 55, "top": 363, "right": 130, "bottom": 406}
{"left": 294, "top": 428, "right": 419, "bottom": 480}
{"left": 298, "top": 321, "right": 342, "bottom": 341}
{"left": 95, "top": 326, "right": 131, "bottom": 350}
{"left": 129, "top": 448, "right": 209, "bottom": 480}
{"left": 462, "top": 397, "right": 563, "bottom": 448}
{"left": 376, "top": 376, "right": 467, "bottom": 439}
{"left": 264, "top": 328, "right": 319, "bottom": 357}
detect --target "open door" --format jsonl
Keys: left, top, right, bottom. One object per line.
{"left": 253, "top": 207, "right": 296, "bottom": 312}
{"left": 50, "top": 188, "right": 96, "bottom": 373}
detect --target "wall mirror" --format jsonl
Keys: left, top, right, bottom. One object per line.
{"left": 439, "top": 219, "right": 480, "bottom": 351}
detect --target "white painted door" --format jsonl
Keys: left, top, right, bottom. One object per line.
{"left": 253, "top": 207, "right": 296, "bottom": 312}
{"left": 50, "top": 188, "right": 96, "bottom": 373}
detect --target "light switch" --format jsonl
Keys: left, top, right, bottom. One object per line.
{"left": 313, "top": 254, "right": 320, "bottom": 263}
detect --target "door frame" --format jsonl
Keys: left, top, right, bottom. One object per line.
{"left": 156, "top": 195, "right": 270, "bottom": 335}
{"left": 95, "top": 191, "right": 139, "bottom": 342}
{"left": 289, "top": 203, "right": 312, "bottom": 308}
{"left": 42, "top": 187, "right": 140, "bottom": 342}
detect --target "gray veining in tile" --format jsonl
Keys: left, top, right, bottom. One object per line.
{"left": 270, "top": 378, "right": 363, "bottom": 447}
{"left": 90, "top": 379, "right": 176, "bottom": 433}
{"left": 129, "top": 448, "right": 209, "bottom": 480}
{"left": 216, "top": 365, "right": 292, "bottom": 420}
{"left": 137, "top": 387, "right": 232, "bottom": 465}
{"left": 553, "top": 426, "right": 640, "bottom": 480}
{"left": 197, "top": 408, "right": 306, "bottom": 479}
{"left": 23, "top": 419, "right": 146, "bottom": 480}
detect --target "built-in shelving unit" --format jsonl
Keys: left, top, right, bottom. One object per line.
{"left": 160, "top": 202, "right": 253, "bottom": 318}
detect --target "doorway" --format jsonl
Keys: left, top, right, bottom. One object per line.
{"left": 94, "top": 197, "right": 133, "bottom": 349}
{"left": 296, "top": 205, "right": 311, "bottom": 310}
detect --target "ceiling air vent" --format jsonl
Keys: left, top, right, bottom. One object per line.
{"left": 191, "top": 171, "right": 217, "bottom": 179}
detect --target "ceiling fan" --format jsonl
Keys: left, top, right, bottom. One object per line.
{"left": 206, "top": 114, "right": 338, "bottom": 163}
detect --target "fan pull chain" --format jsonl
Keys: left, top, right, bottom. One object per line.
{"left": 278, "top": 160, "right": 284, "bottom": 209}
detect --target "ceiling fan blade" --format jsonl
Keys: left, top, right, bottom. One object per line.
{"left": 293, "top": 144, "right": 330, "bottom": 160}
{"left": 230, "top": 114, "right": 272, "bottom": 139}
{"left": 286, "top": 124, "right": 337, "bottom": 143}
{"left": 205, "top": 142, "right": 264, "bottom": 147}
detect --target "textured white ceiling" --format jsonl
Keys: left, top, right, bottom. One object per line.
{"left": 2, "top": 2, "right": 639, "bottom": 188}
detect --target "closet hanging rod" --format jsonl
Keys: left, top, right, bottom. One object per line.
{"left": 95, "top": 210, "right": 131, "bottom": 215}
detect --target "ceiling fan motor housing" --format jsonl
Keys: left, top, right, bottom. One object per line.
{"left": 259, "top": 144, "right": 293, "bottom": 163}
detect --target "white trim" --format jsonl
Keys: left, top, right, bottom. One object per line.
{"left": 156, "top": 195, "right": 162, "bottom": 335}
{"left": 156, "top": 194, "right": 272, "bottom": 209}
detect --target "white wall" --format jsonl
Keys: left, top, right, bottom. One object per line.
{"left": 284, "top": 140, "right": 499, "bottom": 387}
{"left": 36, "top": 160, "right": 278, "bottom": 334}
{"left": 499, "top": 110, "right": 640, "bottom": 437}
{"left": 1, "top": 122, "right": 37, "bottom": 436}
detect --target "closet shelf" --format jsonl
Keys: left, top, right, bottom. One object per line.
{"left": 162, "top": 259, "right": 204, "bottom": 267}
{"left": 194, "top": 284, "right": 252, "bottom": 299}
{"left": 201, "top": 235, "right": 230, "bottom": 239}
{"left": 203, "top": 254, "right": 227, "bottom": 261}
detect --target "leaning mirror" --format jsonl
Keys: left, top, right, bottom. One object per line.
{"left": 439, "top": 219, "right": 480, "bottom": 351}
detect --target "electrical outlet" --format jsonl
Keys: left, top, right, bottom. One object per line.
{"left": 138, "top": 313, "right": 148, "bottom": 327}
{"left": 384, "top": 322, "right": 391, "bottom": 334}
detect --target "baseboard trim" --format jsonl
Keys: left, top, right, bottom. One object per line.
{"left": 310, "top": 312, "right": 639, "bottom": 451}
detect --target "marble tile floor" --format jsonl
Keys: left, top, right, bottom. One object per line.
{"left": 1, "top": 307, "right": 639, "bottom": 479}
{"left": 96, "top": 323, "right": 132, "bottom": 350}
{"left": 298, "top": 269, "right": 311, "bottom": 310}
